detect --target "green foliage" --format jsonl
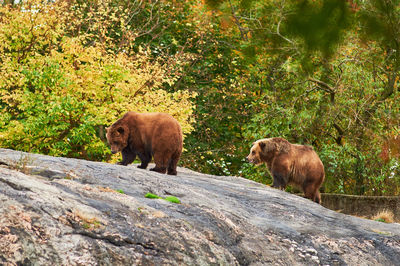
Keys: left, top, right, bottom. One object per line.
{"left": 359, "top": 0, "right": 400, "bottom": 52}
{"left": 285, "top": 0, "right": 353, "bottom": 57}
{"left": 239, "top": 162, "right": 271, "bottom": 185}
{"left": 1, "top": 0, "right": 400, "bottom": 196}
{"left": 0, "top": 0, "right": 196, "bottom": 161}
{"left": 186, "top": 0, "right": 400, "bottom": 195}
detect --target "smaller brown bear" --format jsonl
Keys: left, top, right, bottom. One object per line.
{"left": 106, "top": 112, "right": 183, "bottom": 175}
{"left": 246, "top": 137, "right": 325, "bottom": 203}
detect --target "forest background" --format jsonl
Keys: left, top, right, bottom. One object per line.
{"left": 0, "top": 0, "right": 399, "bottom": 196}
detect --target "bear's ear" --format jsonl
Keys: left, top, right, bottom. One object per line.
{"left": 259, "top": 141, "right": 266, "bottom": 150}
{"left": 117, "top": 127, "right": 125, "bottom": 135}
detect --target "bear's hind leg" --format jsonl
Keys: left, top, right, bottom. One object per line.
{"left": 150, "top": 166, "right": 167, "bottom": 174}
{"left": 314, "top": 191, "right": 321, "bottom": 204}
{"left": 167, "top": 151, "right": 181, "bottom": 175}
{"left": 303, "top": 182, "right": 319, "bottom": 203}
{"left": 150, "top": 152, "right": 167, "bottom": 174}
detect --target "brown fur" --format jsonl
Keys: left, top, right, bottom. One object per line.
{"left": 106, "top": 112, "right": 183, "bottom": 175}
{"left": 246, "top": 137, "right": 325, "bottom": 203}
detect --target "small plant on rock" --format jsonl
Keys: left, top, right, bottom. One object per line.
{"left": 372, "top": 210, "right": 395, "bottom": 223}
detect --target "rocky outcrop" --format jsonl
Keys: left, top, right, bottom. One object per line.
{"left": 0, "top": 148, "right": 400, "bottom": 265}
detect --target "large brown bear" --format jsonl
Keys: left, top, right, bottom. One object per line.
{"left": 106, "top": 112, "right": 183, "bottom": 175}
{"left": 246, "top": 137, "right": 325, "bottom": 203}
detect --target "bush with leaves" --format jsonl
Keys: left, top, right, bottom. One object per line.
{"left": 0, "top": 0, "right": 196, "bottom": 160}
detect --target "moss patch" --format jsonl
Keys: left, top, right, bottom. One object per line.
{"left": 145, "top": 193, "right": 181, "bottom": 204}
{"left": 145, "top": 193, "right": 162, "bottom": 199}
{"left": 164, "top": 196, "right": 181, "bottom": 204}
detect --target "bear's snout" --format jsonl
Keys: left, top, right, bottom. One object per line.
{"left": 246, "top": 156, "right": 257, "bottom": 164}
{"left": 110, "top": 145, "right": 120, "bottom": 154}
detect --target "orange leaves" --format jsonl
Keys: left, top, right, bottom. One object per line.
{"left": 380, "top": 136, "right": 400, "bottom": 162}
{"left": 220, "top": 15, "right": 234, "bottom": 30}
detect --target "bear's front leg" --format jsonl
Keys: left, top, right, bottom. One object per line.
{"left": 137, "top": 152, "right": 151, "bottom": 169}
{"left": 117, "top": 147, "right": 136, "bottom": 166}
{"left": 271, "top": 171, "right": 288, "bottom": 190}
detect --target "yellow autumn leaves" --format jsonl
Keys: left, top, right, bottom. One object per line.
{"left": 0, "top": 0, "right": 196, "bottom": 160}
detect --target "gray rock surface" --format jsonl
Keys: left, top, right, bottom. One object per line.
{"left": 0, "top": 148, "right": 400, "bottom": 265}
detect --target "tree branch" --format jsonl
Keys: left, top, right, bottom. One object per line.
{"left": 228, "top": 0, "right": 248, "bottom": 41}
{"left": 307, "top": 78, "right": 335, "bottom": 93}
{"left": 277, "top": 17, "right": 294, "bottom": 45}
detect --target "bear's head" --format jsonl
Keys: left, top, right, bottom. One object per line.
{"left": 106, "top": 124, "right": 129, "bottom": 154}
{"left": 246, "top": 138, "right": 290, "bottom": 164}
{"left": 246, "top": 139, "right": 272, "bottom": 165}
